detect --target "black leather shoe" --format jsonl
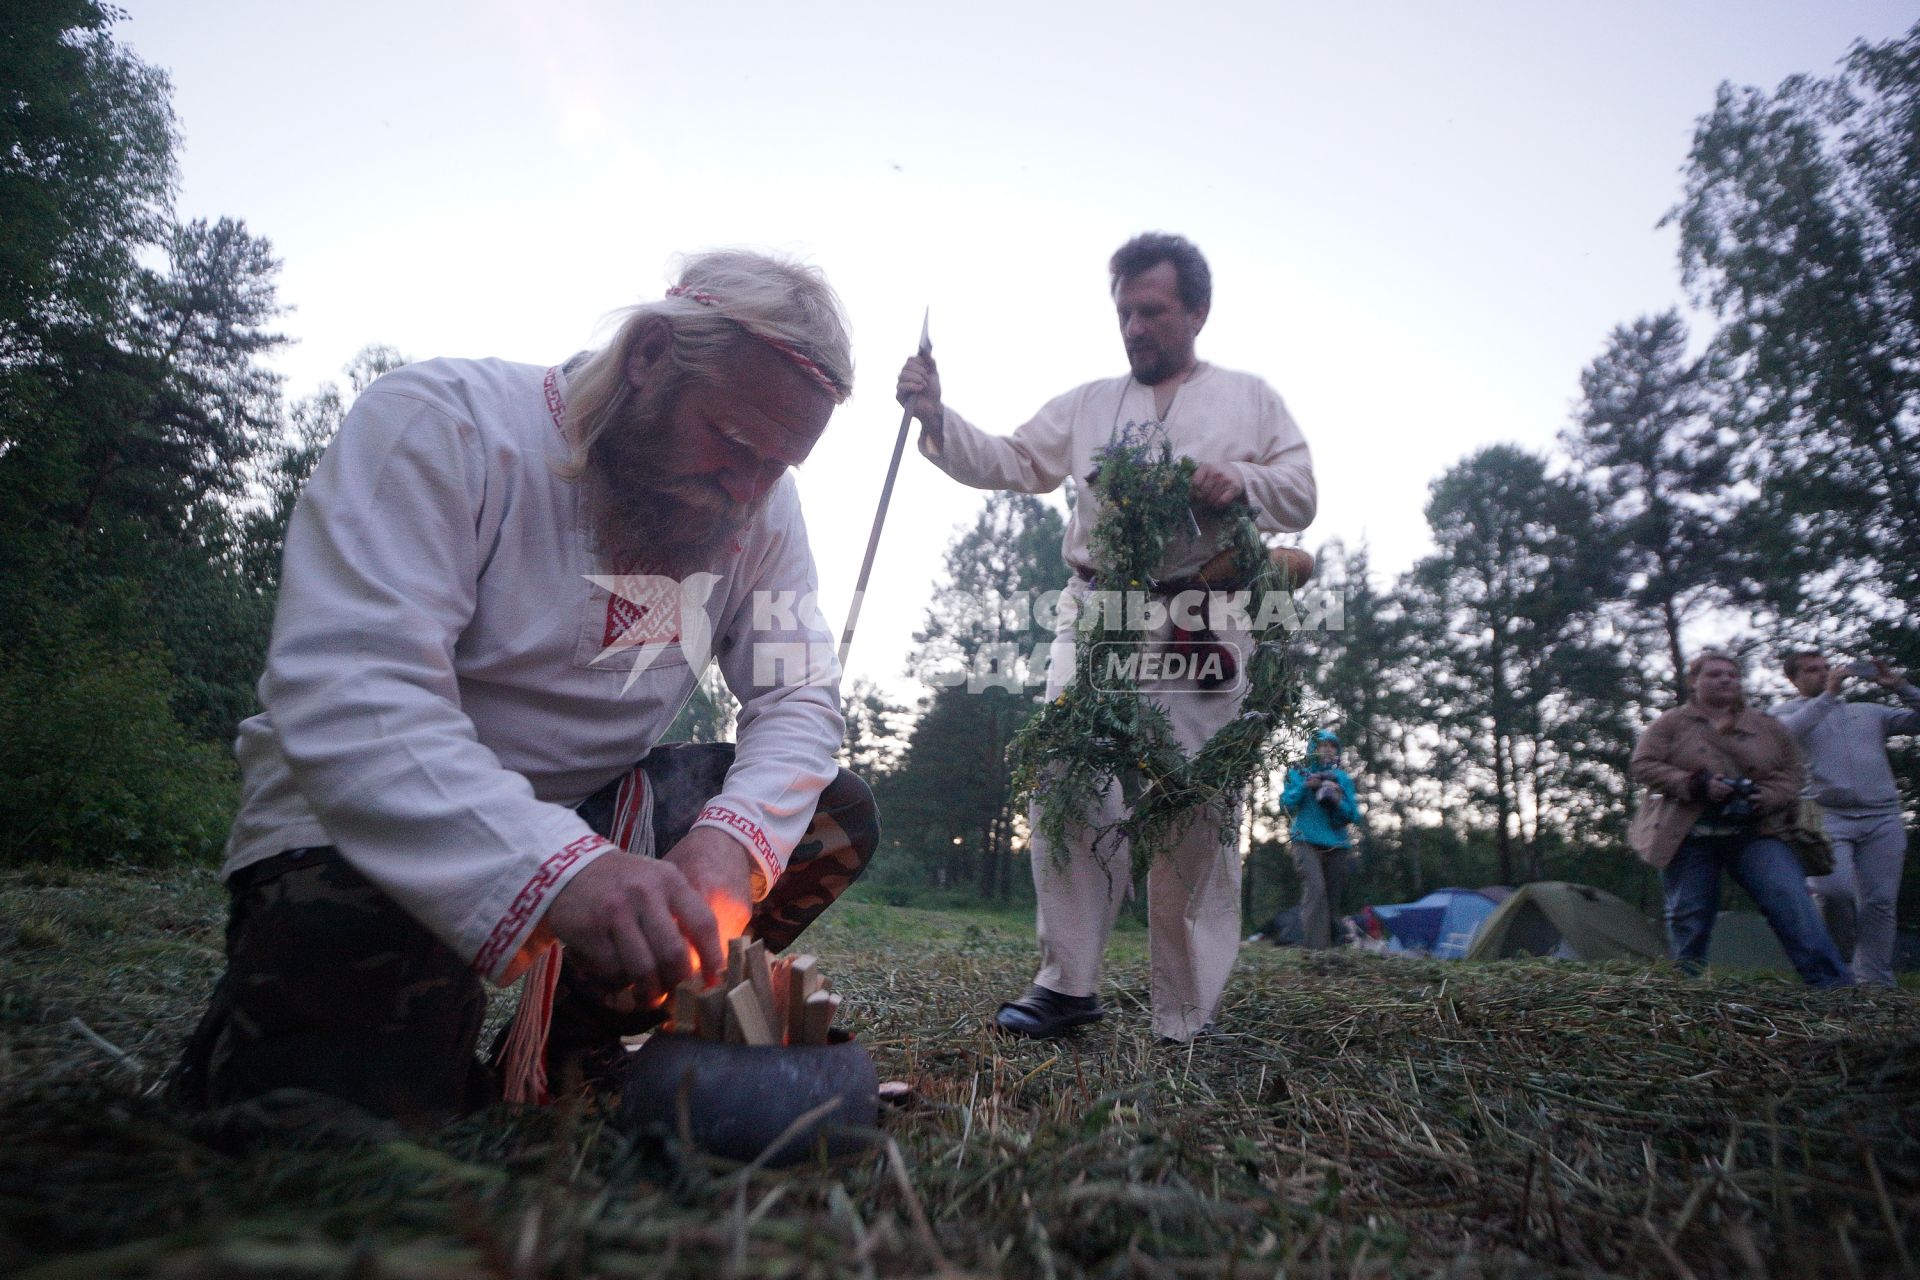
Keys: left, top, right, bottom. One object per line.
{"left": 994, "top": 984, "right": 1104, "bottom": 1038}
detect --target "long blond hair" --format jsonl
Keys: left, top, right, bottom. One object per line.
{"left": 560, "top": 250, "right": 853, "bottom": 477}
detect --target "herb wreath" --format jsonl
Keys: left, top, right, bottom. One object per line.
{"left": 1008, "top": 427, "right": 1303, "bottom": 878}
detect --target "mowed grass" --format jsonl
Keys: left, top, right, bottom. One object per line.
{"left": 1, "top": 866, "right": 1917, "bottom": 1279}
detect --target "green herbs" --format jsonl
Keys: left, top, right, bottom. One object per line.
{"left": 1010, "top": 432, "right": 1301, "bottom": 877}
{"left": 1085, "top": 425, "right": 1200, "bottom": 594}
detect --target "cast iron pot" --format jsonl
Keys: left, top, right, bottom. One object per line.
{"left": 616, "top": 1030, "right": 878, "bottom": 1166}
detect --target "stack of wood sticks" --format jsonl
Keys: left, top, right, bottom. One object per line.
{"left": 666, "top": 937, "right": 840, "bottom": 1046}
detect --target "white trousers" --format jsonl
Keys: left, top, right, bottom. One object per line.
{"left": 1806, "top": 809, "right": 1908, "bottom": 988}
{"left": 1029, "top": 579, "right": 1248, "bottom": 1042}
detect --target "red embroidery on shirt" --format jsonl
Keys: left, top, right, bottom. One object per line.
{"left": 611, "top": 768, "right": 648, "bottom": 852}
{"left": 544, "top": 366, "right": 566, "bottom": 438}
{"left": 696, "top": 805, "right": 778, "bottom": 871}
{"left": 599, "top": 574, "right": 682, "bottom": 650}
{"left": 604, "top": 594, "right": 648, "bottom": 648}
{"left": 471, "top": 833, "right": 612, "bottom": 976}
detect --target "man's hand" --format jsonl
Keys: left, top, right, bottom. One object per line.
{"left": 1189, "top": 463, "right": 1245, "bottom": 510}
{"left": 543, "top": 851, "right": 721, "bottom": 999}
{"left": 1870, "top": 657, "right": 1908, "bottom": 689}
{"left": 662, "top": 826, "right": 755, "bottom": 953}
{"left": 895, "top": 353, "right": 944, "bottom": 448}
{"left": 1706, "top": 776, "right": 1736, "bottom": 803}
{"left": 1826, "top": 663, "right": 1850, "bottom": 696}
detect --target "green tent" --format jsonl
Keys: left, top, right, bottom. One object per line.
{"left": 1705, "top": 912, "right": 1793, "bottom": 971}
{"left": 1463, "top": 881, "right": 1666, "bottom": 962}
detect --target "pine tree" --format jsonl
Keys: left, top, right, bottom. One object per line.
{"left": 1671, "top": 22, "right": 1920, "bottom": 651}
{"left": 1408, "top": 446, "right": 1628, "bottom": 884}
{"left": 880, "top": 493, "right": 1066, "bottom": 900}
{"left": 1563, "top": 312, "right": 1740, "bottom": 704}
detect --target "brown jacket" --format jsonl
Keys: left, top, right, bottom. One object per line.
{"left": 1627, "top": 702, "right": 1804, "bottom": 868}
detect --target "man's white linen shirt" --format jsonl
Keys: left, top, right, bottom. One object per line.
{"left": 920, "top": 364, "right": 1317, "bottom": 575}
{"left": 224, "top": 358, "right": 843, "bottom": 984}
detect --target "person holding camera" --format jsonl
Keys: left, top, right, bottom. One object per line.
{"left": 1280, "top": 729, "right": 1363, "bottom": 949}
{"left": 1628, "top": 651, "right": 1852, "bottom": 987}
{"left": 1772, "top": 650, "right": 1920, "bottom": 987}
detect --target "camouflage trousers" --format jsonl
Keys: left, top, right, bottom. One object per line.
{"left": 172, "top": 744, "right": 878, "bottom": 1121}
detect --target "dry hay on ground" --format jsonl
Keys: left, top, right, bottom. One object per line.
{"left": 1, "top": 868, "right": 1916, "bottom": 1278}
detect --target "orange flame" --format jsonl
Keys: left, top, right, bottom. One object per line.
{"left": 685, "top": 889, "right": 753, "bottom": 984}
{"left": 711, "top": 889, "right": 752, "bottom": 945}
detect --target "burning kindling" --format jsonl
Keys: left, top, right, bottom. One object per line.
{"left": 666, "top": 937, "right": 840, "bottom": 1046}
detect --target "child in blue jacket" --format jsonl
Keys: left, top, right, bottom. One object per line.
{"left": 1281, "top": 729, "right": 1362, "bottom": 947}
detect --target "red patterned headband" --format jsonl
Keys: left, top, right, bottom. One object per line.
{"left": 666, "top": 284, "right": 844, "bottom": 398}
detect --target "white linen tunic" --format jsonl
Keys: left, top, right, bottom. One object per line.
{"left": 921, "top": 364, "right": 1316, "bottom": 577}
{"left": 918, "top": 362, "right": 1316, "bottom": 1040}
{"left": 224, "top": 358, "right": 843, "bottom": 984}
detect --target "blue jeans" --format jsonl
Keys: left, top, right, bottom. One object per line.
{"left": 1661, "top": 834, "right": 1853, "bottom": 988}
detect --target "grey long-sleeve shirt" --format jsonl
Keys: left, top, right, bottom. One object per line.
{"left": 1770, "top": 684, "right": 1920, "bottom": 816}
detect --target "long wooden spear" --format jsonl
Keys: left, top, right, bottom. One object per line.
{"left": 838, "top": 310, "right": 928, "bottom": 668}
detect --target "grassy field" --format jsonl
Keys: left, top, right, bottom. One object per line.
{"left": 2, "top": 866, "right": 1917, "bottom": 1279}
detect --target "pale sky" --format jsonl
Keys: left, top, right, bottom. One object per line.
{"left": 119, "top": 0, "right": 1916, "bottom": 703}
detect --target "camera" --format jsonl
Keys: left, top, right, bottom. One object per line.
{"left": 1305, "top": 770, "right": 1343, "bottom": 808}
{"left": 1717, "top": 776, "right": 1759, "bottom": 822}
{"left": 1843, "top": 661, "right": 1877, "bottom": 678}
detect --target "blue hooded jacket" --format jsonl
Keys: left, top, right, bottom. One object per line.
{"left": 1281, "top": 730, "right": 1361, "bottom": 848}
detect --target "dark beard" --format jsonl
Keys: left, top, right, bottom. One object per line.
{"left": 580, "top": 395, "right": 767, "bottom": 577}
{"left": 1128, "top": 346, "right": 1173, "bottom": 385}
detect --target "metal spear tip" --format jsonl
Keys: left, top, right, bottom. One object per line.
{"left": 918, "top": 307, "right": 931, "bottom": 357}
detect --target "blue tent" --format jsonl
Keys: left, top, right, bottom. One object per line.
{"left": 1359, "top": 888, "right": 1503, "bottom": 959}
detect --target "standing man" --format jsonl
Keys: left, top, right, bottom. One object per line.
{"left": 1280, "top": 729, "right": 1362, "bottom": 949}
{"left": 895, "top": 233, "right": 1317, "bottom": 1043}
{"left": 173, "top": 251, "right": 878, "bottom": 1121}
{"left": 1773, "top": 651, "right": 1919, "bottom": 987}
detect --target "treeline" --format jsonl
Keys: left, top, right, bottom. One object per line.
{"left": 6, "top": 6, "right": 1916, "bottom": 915}
{"left": 861, "top": 24, "right": 1920, "bottom": 926}
{"left": 0, "top": 4, "right": 397, "bottom": 864}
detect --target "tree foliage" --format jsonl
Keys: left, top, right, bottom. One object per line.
{"left": 876, "top": 494, "right": 1066, "bottom": 902}
{"left": 1407, "top": 446, "right": 1628, "bottom": 884}
{"left": 1283, "top": 542, "right": 1426, "bottom": 889}
{"left": 2, "top": 3, "right": 1912, "bottom": 929}
{"left": 0, "top": 0, "right": 175, "bottom": 375}
{"left": 886, "top": 24, "right": 1920, "bottom": 928}
{"left": 0, "top": 610, "right": 234, "bottom": 866}
{"left": 1672, "top": 23, "right": 1920, "bottom": 644}
{"left": 0, "top": 4, "right": 292, "bottom": 861}
{"left": 665, "top": 667, "right": 739, "bottom": 744}
{"left": 1564, "top": 312, "right": 1741, "bottom": 703}
{"left": 838, "top": 678, "right": 908, "bottom": 780}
